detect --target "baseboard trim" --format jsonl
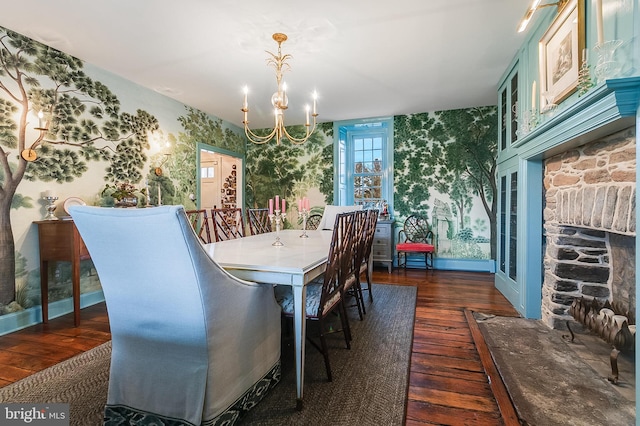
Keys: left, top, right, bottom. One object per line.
{"left": 0, "top": 290, "right": 105, "bottom": 336}
{"left": 400, "top": 257, "right": 496, "bottom": 273}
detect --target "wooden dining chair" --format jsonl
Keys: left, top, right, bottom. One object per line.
{"left": 185, "top": 209, "right": 213, "bottom": 244}
{"left": 211, "top": 208, "right": 245, "bottom": 242}
{"left": 247, "top": 208, "right": 272, "bottom": 235}
{"left": 274, "top": 212, "right": 354, "bottom": 382}
{"left": 357, "top": 209, "right": 379, "bottom": 302}
{"left": 306, "top": 214, "right": 322, "bottom": 230}
{"left": 343, "top": 210, "right": 367, "bottom": 320}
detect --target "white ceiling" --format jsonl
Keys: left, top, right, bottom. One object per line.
{"left": 1, "top": 0, "right": 530, "bottom": 129}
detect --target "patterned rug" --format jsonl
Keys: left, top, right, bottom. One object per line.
{"left": 0, "top": 284, "right": 416, "bottom": 426}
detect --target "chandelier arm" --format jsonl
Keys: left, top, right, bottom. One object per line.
{"left": 244, "top": 125, "right": 278, "bottom": 145}
{"left": 281, "top": 120, "right": 318, "bottom": 145}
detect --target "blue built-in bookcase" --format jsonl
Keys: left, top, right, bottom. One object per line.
{"left": 494, "top": 0, "right": 640, "bottom": 319}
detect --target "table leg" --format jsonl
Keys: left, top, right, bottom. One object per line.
{"left": 40, "top": 260, "right": 49, "bottom": 324}
{"left": 292, "top": 285, "right": 307, "bottom": 410}
{"left": 72, "top": 257, "right": 81, "bottom": 327}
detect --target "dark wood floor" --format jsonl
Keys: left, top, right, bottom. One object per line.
{"left": 0, "top": 269, "right": 521, "bottom": 425}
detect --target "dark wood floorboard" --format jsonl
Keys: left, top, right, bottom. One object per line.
{"left": 0, "top": 268, "right": 521, "bottom": 424}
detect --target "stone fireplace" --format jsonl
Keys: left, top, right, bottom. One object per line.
{"left": 542, "top": 127, "right": 636, "bottom": 329}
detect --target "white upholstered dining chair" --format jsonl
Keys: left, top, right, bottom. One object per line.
{"left": 317, "top": 205, "right": 363, "bottom": 230}
{"left": 69, "top": 205, "right": 281, "bottom": 425}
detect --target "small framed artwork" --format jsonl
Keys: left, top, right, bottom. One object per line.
{"left": 538, "top": 0, "right": 585, "bottom": 106}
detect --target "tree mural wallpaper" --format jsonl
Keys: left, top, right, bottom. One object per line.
{"left": 394, "top": 106, "right": 498, "bottom": 260}
{"left": 168, "top": 107, "right": 246, "bottom": 207}
{"left": 0, "top": 28, "right": 158, "bottom": 305}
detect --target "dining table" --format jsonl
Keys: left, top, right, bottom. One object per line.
{"left": 204, "top": 229, "right": 334, "bottom": 410}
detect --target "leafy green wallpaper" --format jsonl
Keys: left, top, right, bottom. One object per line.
{"left": 0, "top": 27, "right": 247, "bottom": 316}
{"left": 394, "top": 107, "right": 498, "bottom": 260}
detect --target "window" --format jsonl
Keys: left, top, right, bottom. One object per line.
{"left": 200, "top": 167, "right": 215, "bottom": 178}
{"left": 334, "top": 118, "right": 393, "bottom": 209}
{"left": 353, "top": 134, "right": 384, "bottom": 205}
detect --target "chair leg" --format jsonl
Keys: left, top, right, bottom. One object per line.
{"left": 358, "top": 277, "right": 367, "bottom": 315}
{"left": 353, "top": 277, "right": 367, "bottom": 321}
{"left": 364, "top": 268, "right": 373, "bottom": 301}
{"left": 318, "top": 320, "right": 333, "bottom": 382}
{"left": 350, "top": 283, "right": 364, "bottom": 321}
{"left": 338, "top": 299, "right": 352, "bottom": 345}
{"left": 426, "top": 252, "right": 434, "bottom": 270}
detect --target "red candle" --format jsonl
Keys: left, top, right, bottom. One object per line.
{"left": 282, "top": 199, "right": 286, "bottom": 212}
{"left": 269, "top": 198, "right": 273, "bottom": 215}
{"left": 275, "top": 195, "right": 279, "bottom": 211}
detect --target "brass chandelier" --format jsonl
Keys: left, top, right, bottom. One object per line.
{"left": 242, "top": 33, "right": 318, "bottom": 145}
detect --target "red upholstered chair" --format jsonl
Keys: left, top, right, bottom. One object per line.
{"left": 396, "top": 215, "right": 435, "bottom": 269}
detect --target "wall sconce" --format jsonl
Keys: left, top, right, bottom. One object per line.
{"left": 518, "top": 0, "right": 569, "bottom": 33}
{"left": 34, "top": 110, "right": 49, "bottom": 131}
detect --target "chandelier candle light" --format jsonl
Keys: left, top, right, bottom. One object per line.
{"left": 242, "top": 33, "right": 318, "bottom": 145}
{"left": 298, "top": 196, "right": 311, "bottom": 238}
{"left": 268, "top": 195, "right": 287, "bottom": 246}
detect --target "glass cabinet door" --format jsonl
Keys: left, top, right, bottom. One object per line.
{"left": 498, "top": 66, "right": 518, "bottom": 152}
{"left": 499, "top": 170, "right": 518, "bottom": 280}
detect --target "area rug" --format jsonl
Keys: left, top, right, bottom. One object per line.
{"left": 0, "top": 284, "right": 416, "bottom": 426}
{"left": 476, "top": 314, "right": 635, "bottom": 426}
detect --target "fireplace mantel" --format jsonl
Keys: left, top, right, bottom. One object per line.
{"left": 514, "top": 77, "right": 640, "bottom": 159}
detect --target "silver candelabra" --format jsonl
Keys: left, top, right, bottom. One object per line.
{"left": 269, "top": 209, "right": 286, "bottom": 246}
{"left": 299, "top": 209, "right": 309, "bottom": 238}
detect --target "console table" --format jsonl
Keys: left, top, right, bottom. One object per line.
{"left": 35, "top": 220, "right": 90, "bottom": 326}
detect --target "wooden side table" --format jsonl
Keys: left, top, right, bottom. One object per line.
{"left": 35, "top": 220, "right": 90, "bottom": 326}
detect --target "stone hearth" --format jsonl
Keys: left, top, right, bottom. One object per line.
{"left": 542, "top": 127, "right": 636, "bottom": 329}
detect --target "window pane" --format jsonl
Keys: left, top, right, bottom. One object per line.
{"left": 349, "top": 128, "right": 387, "bottom": 206}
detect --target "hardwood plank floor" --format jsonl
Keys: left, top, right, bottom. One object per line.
{"left": 0, "top": 269, "right": 521, "bottom": 425}
{"left": 372, "top": 268, "right": 521, "bottom": 425}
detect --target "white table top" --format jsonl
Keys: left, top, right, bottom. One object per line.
{"left": 204, "top": 229, "right": 333, "bottom": 286}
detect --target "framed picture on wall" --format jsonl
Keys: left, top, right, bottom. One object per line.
{"left": 538, "top": 0, "right": 585, "bottom": 107}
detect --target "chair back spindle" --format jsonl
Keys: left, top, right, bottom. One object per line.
{"left": 247, "top": 208, "right": 272, "bottom": 235}
{"left": 211, "top": 208, "right": 245, "bottom": 241}
{"left": 185, "top": 209, "right": 213, "bottom": 244}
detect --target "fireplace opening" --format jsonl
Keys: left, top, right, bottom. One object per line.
{"left": 540, "top": 126, "right": 636, "bottom": 392}
{"left": 542, "top": 126, "right": 636, "bottom": 329}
